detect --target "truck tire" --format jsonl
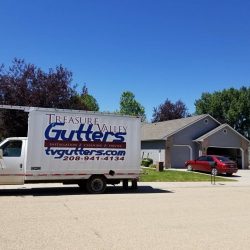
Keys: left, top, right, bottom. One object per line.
{"left": 86, "top": 176, "right": 107, "bottom": 194}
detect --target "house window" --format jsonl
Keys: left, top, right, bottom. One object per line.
{"left": 223, "top": 129, "right": 228, "bottom": 134}
{"left": 204, "top": 119, "right": 208, "bottom": 124}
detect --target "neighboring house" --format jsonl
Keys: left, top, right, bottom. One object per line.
{"left": 141, "top": 114, "right": 250, "bottom": 169}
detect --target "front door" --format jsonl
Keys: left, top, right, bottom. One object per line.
{"left": 0, "top": 139, "right": 25, "bottom": 184}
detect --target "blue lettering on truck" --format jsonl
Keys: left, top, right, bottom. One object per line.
{"left": 45, "top": 148, "right": 126, "bottom": 159}
{"left": 44, "top": 122, "right": 127, "bottom": 159}
{"left": 45, "top": 123, "right": 126, "bottom": 142}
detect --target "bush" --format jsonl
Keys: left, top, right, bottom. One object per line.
{"left": 141, "top": 158, "right": 153, "bottom": 167}
{"left": 150, "top": 164, "right": 157, "bottom": 168}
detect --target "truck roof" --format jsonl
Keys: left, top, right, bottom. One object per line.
{"left": 0, "top": 105, "right": 141, "bottom": 119}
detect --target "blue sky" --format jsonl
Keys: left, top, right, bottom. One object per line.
{"left": 0, "top": 0, "right": 250, "bottom": 120}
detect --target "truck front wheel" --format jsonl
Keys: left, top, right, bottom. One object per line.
{"left": 86, "top": 176, "right": 107, "bottom": 194}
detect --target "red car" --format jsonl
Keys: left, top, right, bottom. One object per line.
{"left": 185, "top": 155, "right": 238, "bottom": 176}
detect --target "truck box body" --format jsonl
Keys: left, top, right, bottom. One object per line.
{"left": 0, "top": 106, "right": 141, "bottom": 192}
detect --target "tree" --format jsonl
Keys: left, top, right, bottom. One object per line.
{"left": 0, "top": 58, "right": 98, "bottom": 137}
{"left": 152, "top": 99, "right": 190, "bottom": 122}
{"left": 119, "top": 91, "right": 146, "bottom": 121}
{"left": 77, "top": 85, "right": 99, "bottom": 111}
{"left": 195, "top": 87, "right": 250, "bottom": 139}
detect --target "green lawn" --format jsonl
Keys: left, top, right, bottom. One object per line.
{"left": 140, "top": 168, "right": 236, "bottom": 182}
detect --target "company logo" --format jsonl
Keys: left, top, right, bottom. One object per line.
{"left": 45, "top": 122, "right": 126, "bottom": 142}
{"left": 44, "top": 122, "right": 127, "bottom": 159}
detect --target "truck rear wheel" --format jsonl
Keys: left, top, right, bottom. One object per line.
{"left": 86, "top": 176, "right": 107, "bottom": 194}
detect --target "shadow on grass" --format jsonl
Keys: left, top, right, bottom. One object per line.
{"left": 0, "top": 185, "right": 173, "bottom": 197}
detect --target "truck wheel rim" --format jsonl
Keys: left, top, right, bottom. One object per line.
{"left": 91, "top": 179, "right": 104, "bottom": 192}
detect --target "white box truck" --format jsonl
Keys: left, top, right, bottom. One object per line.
{"left": 0, "top": 105, "right": 141, "bottom": 193}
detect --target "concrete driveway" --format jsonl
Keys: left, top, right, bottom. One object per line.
{"left": 227, "top": 169, "right": 250, "bottom": 184}
{"left": 0, "top": 170, "right": 250, "bottom": 250}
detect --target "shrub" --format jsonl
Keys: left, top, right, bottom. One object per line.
{"left": 141, "top": 158, "right": 153, "bottom": 167}
{"left": 150, "top": 164, "right": 157, "bottom": 168}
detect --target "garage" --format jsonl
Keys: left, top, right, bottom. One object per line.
{"left": 195, "top": 124, "right": 249, "bottom": 169}
{"left": 207, "top": 147, "right": 243, "bottom": 169}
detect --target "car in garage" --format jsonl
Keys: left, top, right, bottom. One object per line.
{"left": 185, "top": 155, "right": 238, "bottom": 176}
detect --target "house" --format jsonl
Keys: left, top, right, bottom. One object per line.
{"left": 141, "top": 114, "right": 250, "bottom": 169}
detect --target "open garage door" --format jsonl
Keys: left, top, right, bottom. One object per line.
{"left": 207, "top": 147, "right": 243, "bottom": 169}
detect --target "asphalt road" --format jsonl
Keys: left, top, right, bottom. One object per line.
{"left": 0, "top": 171, "right": 250, "bottom": 250}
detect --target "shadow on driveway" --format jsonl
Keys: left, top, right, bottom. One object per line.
{"left": 0, "top": 185, "right": 173, "bottom": 197}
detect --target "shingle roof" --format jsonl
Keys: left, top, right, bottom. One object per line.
{"left": 141, "top": 114, "right": 215, "bottom": 141}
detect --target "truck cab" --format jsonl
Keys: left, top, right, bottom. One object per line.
{"left": 0, "top": 137, "right": 27, "bottom": 185}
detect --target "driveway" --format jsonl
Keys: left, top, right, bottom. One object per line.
{"left": 227, "top": 169, "right": 250, "bottom": 184}
{"left": 0, "top": 171, "right": 250, "bottom": 250}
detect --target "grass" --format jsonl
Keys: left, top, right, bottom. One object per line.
{"left": 140, "top": 168, "right": 237, "bottom": 182}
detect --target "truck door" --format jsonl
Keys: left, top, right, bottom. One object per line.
{"left": 0, "top": 139, "right": 25, "bottom": 184}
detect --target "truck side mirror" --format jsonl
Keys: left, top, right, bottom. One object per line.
{"left": 0, "top": 149, "right": 3, "bottom": 159}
